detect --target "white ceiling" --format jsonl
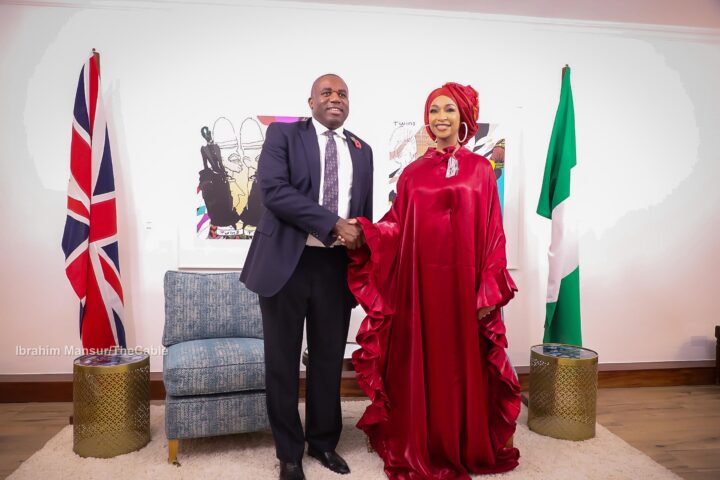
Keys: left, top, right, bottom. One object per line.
{"left": 16, "top": 0, "right": 720, "bottom": 30}
{"left": 281, "top": 0, "right": 720, "bottom": 29}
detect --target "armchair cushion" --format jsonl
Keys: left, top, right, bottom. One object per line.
{"left": 163, "top": 271, "right": 263, "bottom": 346}
{"left": 164, "top": 337, "right": 265, "bottom": 396}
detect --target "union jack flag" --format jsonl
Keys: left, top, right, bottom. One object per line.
{"left": 62, "top": 52, "right": 126, "bottom": 350}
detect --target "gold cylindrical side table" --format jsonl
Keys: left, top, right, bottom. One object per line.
{"left": 528, "top": 344, "right": 598, "bottom": 441}
{"left": 73, "top": 353, "right": 151, "bottom": 458}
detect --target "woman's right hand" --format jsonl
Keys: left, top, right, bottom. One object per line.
{"left": 477, "top": 305, "right": 496, "bottom": 320}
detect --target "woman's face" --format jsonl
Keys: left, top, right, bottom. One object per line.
{"left": 427, "top": 95, "right": 460, "bottom": 143}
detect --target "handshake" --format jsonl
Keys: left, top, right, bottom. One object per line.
{"left": 333, "top": 218, "right": 365, "bottom": 250}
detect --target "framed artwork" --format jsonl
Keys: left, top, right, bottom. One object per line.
{"left": 178, "top": 115, "right": 303, "bottom": 268}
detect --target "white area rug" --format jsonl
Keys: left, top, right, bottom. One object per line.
{"left": 9, "top": 400, "right": 680, "bottom": 479}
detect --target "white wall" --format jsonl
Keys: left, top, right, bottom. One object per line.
{"left": 1, "top": 1, "right": 719, "bottom": 374}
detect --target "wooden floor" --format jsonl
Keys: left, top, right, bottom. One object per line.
{"left": 0, "top": 386, "right": 718, "bottom": 479}
{"left": 595, "top": 385, "right": 720, "bottom": 480}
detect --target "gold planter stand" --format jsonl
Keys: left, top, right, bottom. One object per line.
{"left": 527, "top": 344, "right": 598, "bottom": 441}
{"left": 73, "top": 353, "right": 151, "bottom": 458}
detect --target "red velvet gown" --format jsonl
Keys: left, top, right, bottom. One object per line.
{"left": 349, "top": 146, "right": 521, "bottom": 479}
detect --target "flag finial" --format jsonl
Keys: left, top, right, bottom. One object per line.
{"left": 92, "top": 49, "right": 100, "bottom": 76}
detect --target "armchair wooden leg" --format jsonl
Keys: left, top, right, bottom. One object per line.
{"left": 505, "top": 435, "right": 514, "bottom": 448}
{"left": 168, "top": 439, "right": 179, "bottom": 465}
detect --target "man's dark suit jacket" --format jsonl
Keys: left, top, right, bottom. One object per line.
{"left": 240, "top": 118, "right": 373, "bottom": 297}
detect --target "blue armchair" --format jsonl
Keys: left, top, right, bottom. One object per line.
{"left": 162, "top": 271, "right": 269, "bottom": 463}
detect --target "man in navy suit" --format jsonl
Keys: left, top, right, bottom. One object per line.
{"left": 241, "top": 74, "right": 373, "bottom": 480}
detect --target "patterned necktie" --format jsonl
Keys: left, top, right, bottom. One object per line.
{"left": 322, "top": 130, "right": 339, "bottom": 214}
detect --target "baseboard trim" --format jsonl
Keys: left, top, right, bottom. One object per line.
{"left": 1, "top": 361, "right": 715, "bottom": 402}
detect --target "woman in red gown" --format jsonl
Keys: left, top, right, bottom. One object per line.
{"left": 347, "top": 83, "right": 521, "bottom": 479}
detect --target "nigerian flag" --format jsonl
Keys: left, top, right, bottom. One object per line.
{"left": 537, "top": 66, "right": 582, "bottom": 346}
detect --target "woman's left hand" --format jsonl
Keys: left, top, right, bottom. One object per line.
{"left": 477, "top": 306, "right": 496, "bottom": 319}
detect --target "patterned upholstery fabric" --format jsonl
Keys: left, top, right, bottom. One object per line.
{"left": 165, "top": 391, "right": 268, "bottom": 439}
{"left": 164, "top": 338, "right": 265, "bottom": 396}
{"left": 162, "top": 271, "right": 269, "bottom": 441}
{"left": 162, "top": 271, "right": 263, "bottom": 347}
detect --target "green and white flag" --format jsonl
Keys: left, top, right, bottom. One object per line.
{"left": 537, "top": 66, "right": 582, "bottom": 346}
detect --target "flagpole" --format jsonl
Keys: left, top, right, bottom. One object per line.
{"left": 63, "top": 49, "right": 127, "bottom": 349}
{"left": 537, "top": 63, "right": 582, "bottom": 346}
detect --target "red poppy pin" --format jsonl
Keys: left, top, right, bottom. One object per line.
{"left": 350, "top": 136, "right": 362, "bottom": 149}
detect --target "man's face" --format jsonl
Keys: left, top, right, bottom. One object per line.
{"left": 308, "top": 75, "right": 350, "bottom": 130}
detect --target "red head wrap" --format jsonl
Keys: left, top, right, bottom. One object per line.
{"left": 424, "top": 82, "right": 479, "bottom": 145}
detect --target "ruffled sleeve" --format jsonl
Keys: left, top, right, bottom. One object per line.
{"left": 347, "top": 175, "right": 406, "bottom": 436}
{"left": 347, "top": 218, "right": 396, "bottom": 431}
{"left": 476, "top": 168, "right": 517, "bottom": 310}
{"left": 474, "top": 164, "right": 521, "bottom": 454}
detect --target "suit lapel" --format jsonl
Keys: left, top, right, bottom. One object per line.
{"left": 344, "top": 129, "right": 363, "bottom": 217}
{"left": 299, "top": 119, "right": 321, "bottom": 202}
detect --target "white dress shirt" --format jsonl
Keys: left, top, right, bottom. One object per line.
{"left": 307, "top": 118, "right": 354, "bottom": 247}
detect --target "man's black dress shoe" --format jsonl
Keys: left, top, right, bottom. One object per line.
{"left": 307, "top": 447, "right": 351, "bottom": 474}
{"left": 279, "top": 461, "right": 305, "bottom": 480}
